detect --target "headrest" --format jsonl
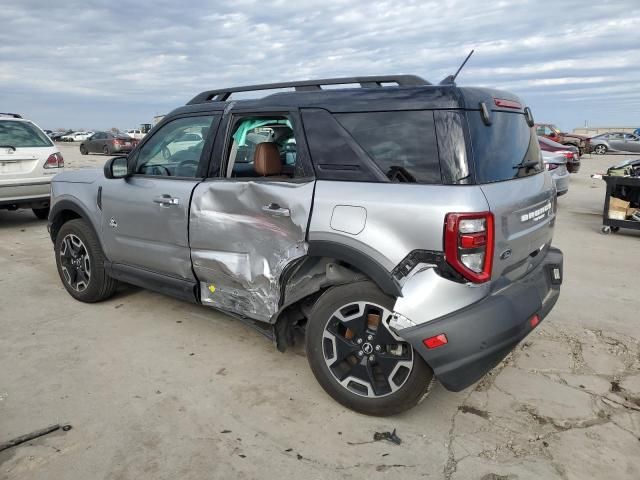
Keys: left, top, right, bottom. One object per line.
{"left": 254, "top": 143, "right": 282, "bottom": 176}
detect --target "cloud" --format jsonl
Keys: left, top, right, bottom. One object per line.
{"left": 1, "top": 0, "right": 638, "bottom": 129}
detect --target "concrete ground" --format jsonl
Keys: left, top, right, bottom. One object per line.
{"left": 1, "top": 144, "right": 639, "bottom": 480}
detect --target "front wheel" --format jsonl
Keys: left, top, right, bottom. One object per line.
{"left": 305, "top": 282, "right": 434, "bottom": 416}
{"left": 54, "top": 219, "right": 117, "bottom": 302}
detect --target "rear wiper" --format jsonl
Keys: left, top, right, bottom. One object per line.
{"left": 513, "top": 160, "right": 540, "bottom": 170}
{"left": 0, "top": 145, "right": 16, "bottom": 151}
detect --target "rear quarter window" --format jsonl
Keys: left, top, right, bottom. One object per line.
{"left": 0, "top": 121, "right": 53, "bottom": 148}
{"left": 335, "top": 111, "right": 441, "bottom": 184}
{"left": 468, "top": 111, "right": 542, "bottom": 183}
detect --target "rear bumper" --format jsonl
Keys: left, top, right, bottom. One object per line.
{"left": 552, "top": 171, "right": 570, "bottom": 196}
{"left": 567, "top": 161, "right": 580, "bottom": 173}
{"left": 397, "top": 247, "right": 563, "bottom": 392}
{"left": 0, "top": 180, "right": 51, "bottom": 206}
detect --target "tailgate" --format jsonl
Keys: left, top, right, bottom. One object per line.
{"left": 481, "top": 172, "right": 556, "bottom": 285}
{"left": 0, "top": 147, "right": 45, "bottom": 179}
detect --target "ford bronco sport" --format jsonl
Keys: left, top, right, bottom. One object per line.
{"left": 48, "top": 75, "right": 563, "bottom": 415}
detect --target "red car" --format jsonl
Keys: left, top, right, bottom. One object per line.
{"left": 535, "top": 123, "right": 590, "bottom": 156}
{"left": 538, "top": 136, "right": 580, "bottom": 173}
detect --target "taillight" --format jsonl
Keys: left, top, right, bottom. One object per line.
{"left": 113, "top": 139, "right": 122, "bottom": 146}
{"left": 562, "top": 152, "right": 573, "bottom": 161}
{"left": 44, "top": 152, "right": 64, "bottom": 168}
{"left": 546, "top": 163, "right": 559, "bottom": 171}
{"left": 444, "top": 212, "right": 494, "bottom": 283}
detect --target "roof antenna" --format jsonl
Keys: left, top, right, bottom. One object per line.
{"left": 439, "top": 49, "right": 474, "bottom": 85}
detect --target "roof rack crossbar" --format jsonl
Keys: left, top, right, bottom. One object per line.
{"left": 187, "top": 75, "right": 430, "bottom": 104}
{"left": 0, "top": 113, "right": 22, "bottom": 118}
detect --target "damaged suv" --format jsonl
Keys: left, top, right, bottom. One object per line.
{"left": 48, "top": 75, "right": 563, "bottom": 415}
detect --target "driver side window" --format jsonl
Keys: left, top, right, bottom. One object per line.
{"left": 135, "top": 115, "right": 215, "bottom": 178}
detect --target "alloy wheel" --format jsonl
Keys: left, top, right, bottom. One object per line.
{"left": 59, "top": 234, "right": 91, "bottom": 292}
{"left": 322, "top": 301, "right": 414, "bottom": 398}
{"left": 594, "top": 145, "right": 606, "bottom": 155}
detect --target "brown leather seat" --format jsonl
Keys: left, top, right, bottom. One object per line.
{"left": 254, "top": 143, "right": 282, "bottom": 176}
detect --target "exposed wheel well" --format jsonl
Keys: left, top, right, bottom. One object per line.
{"left": 273, "top": 255, "right": 393, "bottom": 351}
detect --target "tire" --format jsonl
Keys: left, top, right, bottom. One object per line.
{"left": 32, "top": 207, "right": 50, "bottom": 220}
{"left": 594, "top": 144, "right": 607, "bottom": 155}
{"left": 305, "top": 281, "right": 434, "bottom": 416}
{"left": 54, "top": 219, "right": 117, "bottom": 303}
{"left": 103, "top": 145, "right": 110, "bottom": 155}
{"left": 80, "top": 145, "right": 88, "bottom": 155}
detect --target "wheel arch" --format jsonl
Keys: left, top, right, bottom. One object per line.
{"left": 49, "top": 200, "right": 106, "bottom": 257}
{"left": 271, "top": 243, "right": 403, "bottom": 351}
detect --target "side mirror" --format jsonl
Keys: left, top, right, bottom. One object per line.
{"left": 104, "top": 156, "right": 130, "bottom": 179}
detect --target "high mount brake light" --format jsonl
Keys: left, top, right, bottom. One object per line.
{"left": 444, "top": 212, "right": 494, "bottom": 283}
{"left": 494, "top": 98, "right": 522, "bottom": 109}
{"left": 44, "top": 152, "right": 64, "bottom": 168}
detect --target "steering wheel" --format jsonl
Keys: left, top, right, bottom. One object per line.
{"left": 176, "top": 160, "right": 199, "bottom": 177}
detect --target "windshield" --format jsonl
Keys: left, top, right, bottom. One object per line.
{"left": 0, "top": 120, "right": 53, "bottom": 147}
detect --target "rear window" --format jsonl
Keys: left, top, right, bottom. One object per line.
{"left": 335, "top": 111, "right": 441, "bottom": 183}
{"left": 0, "top": 120, "right": 53, "bottom": 148}
{"left": 468, "top": 111, "right": 542, "bottom": 183}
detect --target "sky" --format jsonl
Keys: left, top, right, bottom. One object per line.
{"left": 1, "top": 0, "right": 639, "bottom": 132}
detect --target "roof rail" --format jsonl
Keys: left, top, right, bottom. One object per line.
{"left": 0, "top": 112, "right": 22, "bottom": 118}
{"left": 186, "top": 75, "right": 430, "bottom": 105}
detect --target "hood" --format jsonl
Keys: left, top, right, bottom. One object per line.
{"left": 52, "top": 168, "right": 102, "bottom": 184}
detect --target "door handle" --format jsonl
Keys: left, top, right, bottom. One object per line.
{"left": 262, "top": 203, "right": 290, "bottom": 217}
{"left": 153, "top": 194, "right": 180, "bottom": 207}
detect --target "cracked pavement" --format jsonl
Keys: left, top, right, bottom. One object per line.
{"left": 1, "top": 147, "right": 639, "bottom": 479}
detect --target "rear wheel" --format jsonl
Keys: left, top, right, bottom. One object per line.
{"left": 54, "top": 219, "right": 117, "bottom": 302}
{"left": 305, "top": 282, "right": 434, "bottom": 416}
{"left": 32, "top": 207, "right": 49, "bottom": 220}
{"left": 594, "top": 144, "right": 607, "bottom": 155}
{"left": 103, "top": 145, "right": 110, "bottom": 155}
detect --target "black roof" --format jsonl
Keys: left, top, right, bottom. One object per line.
{"left": 169, "top": 75, "right": 524, "bottom": 118}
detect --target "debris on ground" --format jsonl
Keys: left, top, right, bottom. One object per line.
{"left": 0, "top": 424, "right": 72, "bottom": 452}
{"left": 348, "top": 428, "right": 402, "bottom": 446}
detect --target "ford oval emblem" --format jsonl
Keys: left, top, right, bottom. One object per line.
{"left": 500, "top": 249, "right": 512, "bottom": 260}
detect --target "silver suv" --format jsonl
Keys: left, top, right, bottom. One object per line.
{"left": 48, "top": 76, "right": 563, "bottom": 415}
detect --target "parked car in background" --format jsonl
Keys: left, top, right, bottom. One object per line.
{"left": 538, "top": 136, "right": 580, "bottom": 173}
{"left": 535, "top": 123, "right": 590, "bottom": 155}
{"left": 125, "top": 129, "right": 146, "bottom": 140}
{"left": 590, "top": 132, "right": 640, "bottom": 155}
{"left": 61, "top": 131, "right": 94, "bottom": 142}
{"left": 0, "top": 113, "right": 64, "bottom": 218}
{"left": 51, "top": 130, "right": 74, "bottom": 141}
{"left": 542, "top": 151, "right": 569, "bottom": 196}
{"left": 80, "top": 132, "right": 138, "bottom": 155}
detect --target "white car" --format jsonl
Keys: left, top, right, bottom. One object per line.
{"left": 61, "top": 131, "right": 93, "bottom": 142}
{"left": 0, "top": 113, "right": 64, "bottom": 218}
{"left": 125, "top": 129, "right": 146, "bottom": 140}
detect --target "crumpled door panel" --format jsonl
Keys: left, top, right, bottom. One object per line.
{"left": 189, "top": 180, "right": 314, "bottom": 322}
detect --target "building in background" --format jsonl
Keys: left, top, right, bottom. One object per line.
{"left": 573, "top": 126, "right": 637, "bottom": 136}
